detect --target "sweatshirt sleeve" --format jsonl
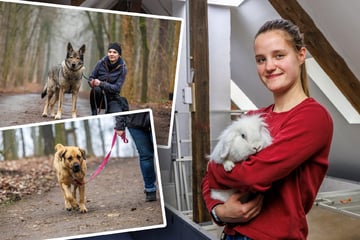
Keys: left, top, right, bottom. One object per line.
{"left": 89, "top": 60, "right": 101, "bottom": 81}
{"left": 114, "top": 115, "right": 126, "bottom": 131}
{"left": 207, "top": 102, "right": 333, "bottom": 193}
{"left": 201, "top": 170, "right": 225, "bottom": 212}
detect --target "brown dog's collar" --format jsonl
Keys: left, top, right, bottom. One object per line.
{"left": 73, "top": 178, "right": 84, "bottom": 186}
{"left": 70, "top": 169, "right": 85, "bottom": 186}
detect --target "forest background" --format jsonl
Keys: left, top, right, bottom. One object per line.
{"left": 0, "top": 1, "right": 181, "bottom": 102}
{"left": 0, "top": 1, "right": 181, "bottom": 160}
{"left": 0, "top": 112, "right": 147, "bottom": 161}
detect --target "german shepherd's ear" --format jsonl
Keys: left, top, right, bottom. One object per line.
{"left": 78, "top": 147, "right": 86, "bottom": 160}
{"left": 79, "top": 44, "right": 86, "bottom": 61}
{"left": 66, "top": 42, "right": 73, "bottom": 58}
{"left": 79, "top": 44, "right": 86, "bottom": 55}
{"left": 67, "top": 42, "right": 73, "bottom": 51}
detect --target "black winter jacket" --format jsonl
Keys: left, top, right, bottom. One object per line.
{"left": 115, "top": 112, "right": 151, "bottom": 131}
{"left": 89, "top": 56, "right": 127, "bottom": 95}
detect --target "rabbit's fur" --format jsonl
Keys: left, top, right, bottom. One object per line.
{"left": 209, "top": 114, "right": 272, "bottom": 202}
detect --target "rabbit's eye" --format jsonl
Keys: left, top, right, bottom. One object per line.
{"left": 241, "top": 133, "right": 246, "bottom": 140}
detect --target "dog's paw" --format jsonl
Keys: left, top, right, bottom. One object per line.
{"left": 65, "top": 204, "right": 79, "bottom": 211}
{"left": 223, "top": 160, "right": 235, "bottom": 172}
{"left": 79, "top": 205, "right": 88, "bottom": 213}
{"left": 42, "top": 113, "right": 48, "bottom": 118}
{"left": 65, "top": 201, "right": 73, "bottom": 211}
{"left": 54, "top": 114, "right": 62, "bottom": 120}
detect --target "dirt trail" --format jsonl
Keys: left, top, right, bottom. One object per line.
{"left": 0, "top": 93, "right": 172, "bottom": 146}
{"left": 0, "top": 93, "right": 92, "bottom": 127}
{"left": 0, "top": 156, "right": 164, "bottom": 240}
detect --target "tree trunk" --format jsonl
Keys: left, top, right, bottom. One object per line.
{"left": 97, "top": 119, "right": 105, "bottom": 155}
{"left": 84, "top": 120, "right": 95, "bottom": 156}
{"left": 41, "top": 124, "right": 54, "bottom": 155}
{"left": 3, "top": 129, "right": 18, "bottom": 160}
{"left": 54, "top": 123, "right": 67, "bottom": 146}
{"left": 139, "top": 17, "right": 149, "bottom": 103}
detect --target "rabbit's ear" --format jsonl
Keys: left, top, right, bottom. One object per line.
{"left": 220, "top": 144, "right": 230, "bottom": 159}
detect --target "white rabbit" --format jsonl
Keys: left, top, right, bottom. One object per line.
{"left": 209, "top": 113, "right": 272, "bottom": 202}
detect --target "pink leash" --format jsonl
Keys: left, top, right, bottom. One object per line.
{"left": 85, "top": 130, "right": 128, "bottom": 184}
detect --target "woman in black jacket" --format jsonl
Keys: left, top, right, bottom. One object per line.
{"left": 89, "top": 42, "right": 127, "bottom": 114}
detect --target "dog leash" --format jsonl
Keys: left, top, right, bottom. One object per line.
{"left": 85, "top": 130, "right": 128, "bottom": 184}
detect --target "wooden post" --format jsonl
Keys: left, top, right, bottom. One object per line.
{"left": 189, "top": 0, "right": 211, "bottom": 223}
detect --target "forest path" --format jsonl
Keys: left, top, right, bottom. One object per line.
{"left": 0, "top": 156, "right": 164, "bottom": 240}
{"left": 0, "top": 93, "right": 172, "bottom": 146}
{"left": 0, "top": 92, "right": 92, "bottom": 128}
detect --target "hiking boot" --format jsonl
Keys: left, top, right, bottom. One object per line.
{"left": 145, "top": 191, "right": 157, "bottom": 202}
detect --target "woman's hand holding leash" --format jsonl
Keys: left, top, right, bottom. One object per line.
{"left": 116, "top": 130, "right": 129, "bottom": 143}
{"left": 89, "top": 79, "right": 101, "bottom": 87}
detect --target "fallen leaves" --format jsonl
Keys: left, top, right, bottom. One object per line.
{"left": 0, "top": 157, "right": 56, "bottom": 204}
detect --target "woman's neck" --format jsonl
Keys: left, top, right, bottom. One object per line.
{"left": 273, "top": 89, "right": 308, "bottom": 112}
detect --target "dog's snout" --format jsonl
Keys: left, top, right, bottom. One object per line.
{"left": 72, "top": 163, "right": 80, "bottom": 173}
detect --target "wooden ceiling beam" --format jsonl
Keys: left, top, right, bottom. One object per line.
{"left": 268, "top": 0, "right": 360, "bottom": 114}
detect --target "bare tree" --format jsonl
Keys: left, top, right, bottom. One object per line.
{"left": 19, "top": 128, "right": 26, "bottom": 157}
{"left": 41, "top": 124, "right": 54, "bottom": 155}
{"left": 32, "top": 126, "right": 43, "bottom": 157}
{"left": 97, "top": 119, "right": 105, "bottom": 156}
{"left": 83, "top": 120, "right": 95, "bottom": 156}
{"left": 54, "top": 123, "right": 66, "bottom": 146}
{"left": 2, "top": 129, "right": 18, "bottom": 160}
{"left": 139, "top": 17, "right": 149, "bottom": 103}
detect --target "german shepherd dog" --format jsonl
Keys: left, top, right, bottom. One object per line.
{"left": 41, "top": 42, "right": 86, "bottom": 120}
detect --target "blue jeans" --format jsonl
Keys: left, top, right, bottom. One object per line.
{"left": 128, "top": 127, "right": 156, "bottom": 192}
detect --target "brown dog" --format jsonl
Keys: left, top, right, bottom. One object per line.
{"left": 53, "top": 144, "right": 87, "bottom": 213}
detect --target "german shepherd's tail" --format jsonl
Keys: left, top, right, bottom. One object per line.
{"left": 41, "top": 82, "right": 47, "bottom": 99}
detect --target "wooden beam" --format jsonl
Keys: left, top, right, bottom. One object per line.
{"left": 189, "top": 0, "right": 211, "bottom": 223}
{"left": 269, "top": 0, "right": 360, "bottom": 114}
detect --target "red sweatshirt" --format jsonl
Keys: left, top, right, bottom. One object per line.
{"left": 202, "top": 98, "right": 333, "bottom": 240}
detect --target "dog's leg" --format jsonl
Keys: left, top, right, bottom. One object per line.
{"left": 42, "top": 96, "right": 49, "bottom": 117}
{"left": 60, "top": 183, "right": 79, "bottom": 211}
{"left": 78, "top": 184, "right": 87, "bottom": 213}
{"left": 72, "top": 185, "right": 77, "bottom": 199}
{"left": 49, "top": 91, "right": 59, "bottom": 117}
{"left": 55, "top": 88, "right": 64, "bottom": 120}
{"left": 42, "top": 80, "right": 49, "bottom": 117}
{"left": 71, "top": 91, "right": 78, "bottom": 118}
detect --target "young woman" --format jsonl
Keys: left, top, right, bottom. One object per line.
{"left": 202, "top": 19, "right": 333, "bottom": 240}
{"left": 89, "top": 42, "right": 127, "bottom": 114}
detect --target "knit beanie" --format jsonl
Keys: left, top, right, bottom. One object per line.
{"left": 108, "top": 42, "right": 122, "bottom": 55}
